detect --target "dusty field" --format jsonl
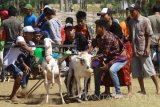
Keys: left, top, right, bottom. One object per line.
{"left": 0, "top": 76, "right": 160, "bottom": 107}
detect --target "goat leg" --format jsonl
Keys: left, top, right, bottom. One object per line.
{"left": 75, "top": 76, "right": 83, "bottom": 103}
{"left": 58, "top": 75, "right": 65, "bottom": 104}
{"left": 84, "top": 77, "right": 89, "bottom": 101}
{"left": 44, "top": 70, "right": 49, "bottom": 103}
{"left": 44, "top": 82, "right": 50, "bottom": 103}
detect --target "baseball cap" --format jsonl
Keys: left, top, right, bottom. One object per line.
{"left": 34, "top": 28, "right": 41, "bottom": 33}
{"left": 33, "top": 28, "right": 42, "bottom": 36}
{"left": 0, "top": 10, "right": 9, "bottom": 19}
{"left": 64, "top": 23, "right": 74, "bottom": 29}
{"left": 24, "top": 4, "right": 33, "bottom": 10}
{"left": 23, "top": 26, "right": 34, "bottom": 32}
{"left": 127, "top": 3, "right": 141, "bottom": 11}
{"left": 97, "top": 8, "right": 112, "bottom": 16}
{"left": 41, "top": 5, "right": 52, "bottom": 10}
{"left": 65, "top": 23, "right": 73, "bottom": 27}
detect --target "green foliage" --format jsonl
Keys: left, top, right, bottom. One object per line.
{"left": 0, "top": 0, "right": 59, "bottom": 11}
{"left": 100, "top": 0, "right": 107, "bottom": 9}
{"left": 72, "top": 0, "right": 78, "bottom": 4}
{"left": 19, "top": 0, "right": 27, "bottom": 9}
{"left": 88, "top": 0, "right": 95, "bottom": 4}
{"left": 0, "top": 0, "right": 12, "bottom": 10}
{"left": 137, "top": 0, "right": 157, "bottom": 16}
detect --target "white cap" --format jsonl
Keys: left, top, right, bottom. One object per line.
{"left": 65, "top": 23, "right": 73, "bottom": 28}
{"left": 97, "top": 8, "right": 112, "bottom": 16}
{"left": 101, "top": 8, "right": 108, "bottom": 13}
{"left": 23, "top": 26, "right": 34, "bottom": 32}
{"left": 41, "top": 5, "right": 52, "bottom": 10}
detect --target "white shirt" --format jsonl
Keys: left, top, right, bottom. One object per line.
{"left": 3, "top": 36, "right": 35, "bottom": 68}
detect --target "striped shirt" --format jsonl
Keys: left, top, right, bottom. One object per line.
{"left": 97, "top": 31, "right": 126, "bottom": 66}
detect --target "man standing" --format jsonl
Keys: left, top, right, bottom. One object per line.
{"left": 43, "top": 8, "right": 62, "bottom": 45}
{"left": 148, "top": 5, "right": 160, "bottom": 74}
{"left": 1, "top": 6, "right": 22, "bottom": 82}
{"left": 128, "top": 3, "right": 159, "bottom": 94}
{"left": 97, "top": 8, "right": 124, "bottom": 40}
{"left": 2, "top": 6, "right": 22, "bottom": 53}
{"left": 24, "top": 4, "right": 37, "bottom": 27}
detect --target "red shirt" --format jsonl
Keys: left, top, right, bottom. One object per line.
{"left": 61, "top": 27, "right": 66, "bottom": 44}
{"left": 1, "top": 30, "right": 6, "bottom": 40}
{"left": 74, "top": 25, "right": 89, "bottom": 40}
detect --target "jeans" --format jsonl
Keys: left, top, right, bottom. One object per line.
{"left": 94, "top": 61, "right": 127, "bottom": 96}
{"left": 21, "top": 72, "right": 29, "bottom": 88}
{"left": 4, "top": 64, "right": 22, "bottom": 78}
{"left": 109, "top": 61, "right": 127, "bottom": 94}
{"left": 3, "top": 64, "right": 28, "bottom": 87}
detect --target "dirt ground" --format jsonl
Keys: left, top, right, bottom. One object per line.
{"left": 0, "top": 76, "right": 160, "bottom": 107}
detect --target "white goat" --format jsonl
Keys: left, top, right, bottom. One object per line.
{"left": 42, "top": 38, "right": 65, "bottom": 104}
{"left": 67, "top": 52, "right": 93, "bottom": 101}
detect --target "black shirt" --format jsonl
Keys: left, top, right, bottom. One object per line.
{"left": 110, "top": 21, "right": 124, "bottom": 39}
{"left": 63, "top": 32, "right": 88, "bottom": 53}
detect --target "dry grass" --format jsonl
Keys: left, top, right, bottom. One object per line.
{"left": 0, "top": 76, "right": 160, "bottom": 107}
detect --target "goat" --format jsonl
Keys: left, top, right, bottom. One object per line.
{"left": 67, "top": 52, "right": 93, "bottom": 101}
{"left": 42, "top": 38, "right": 65, "bottom": 104}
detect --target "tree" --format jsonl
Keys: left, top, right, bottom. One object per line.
{"left": 60, "top": 0, "right": 64, "bottom": 11}
{"left": 0, "top": 0, "right": 14, "bottom": 10}
{"left": 135, "top": 0, "right": 156, "bottom": 16}
{"left": 64, "top": 0, "right": 69, "bottom": 12}
{"left": 79, "top": 0, "right": 87, "bottom": 10}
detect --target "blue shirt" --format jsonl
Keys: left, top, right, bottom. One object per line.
{"left": 36, "top": 13, "right": 45, "bottom": 24}
{"left": 41, "top": 21, "right": 50, "bottom": 38}
{"left": 24, "top": 14, "right": 37, "bottom": 27}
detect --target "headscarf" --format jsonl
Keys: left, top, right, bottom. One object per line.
{"left": 0, "top": 10, "right": 9, "bottom": 20}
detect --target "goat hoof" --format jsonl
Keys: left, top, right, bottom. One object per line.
{"left": 75, "top": 98, "right": 83, "bottom": 103}
{"left": 62, "top": 101, "right": 65, "bottom": 104}
{"left": 84, "top": 98, "right": 88, "bottom": 101}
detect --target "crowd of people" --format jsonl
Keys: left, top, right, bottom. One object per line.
{"left": 0, "top": 1, "right": 160, "bottom": 103}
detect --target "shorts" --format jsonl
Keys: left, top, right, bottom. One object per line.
{"left": 131, "top": 56, "right": 156, "bottom": 78}
{"left": 5, "top": 64, "right": 23, "bottom": 78}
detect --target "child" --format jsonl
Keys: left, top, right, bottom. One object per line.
{"left": 31, "top": 28, "right": 46, "bottom": 78}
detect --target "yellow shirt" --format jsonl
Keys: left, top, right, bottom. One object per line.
{"left": 120, "top": 21, "right": 129, "bottom": 38}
